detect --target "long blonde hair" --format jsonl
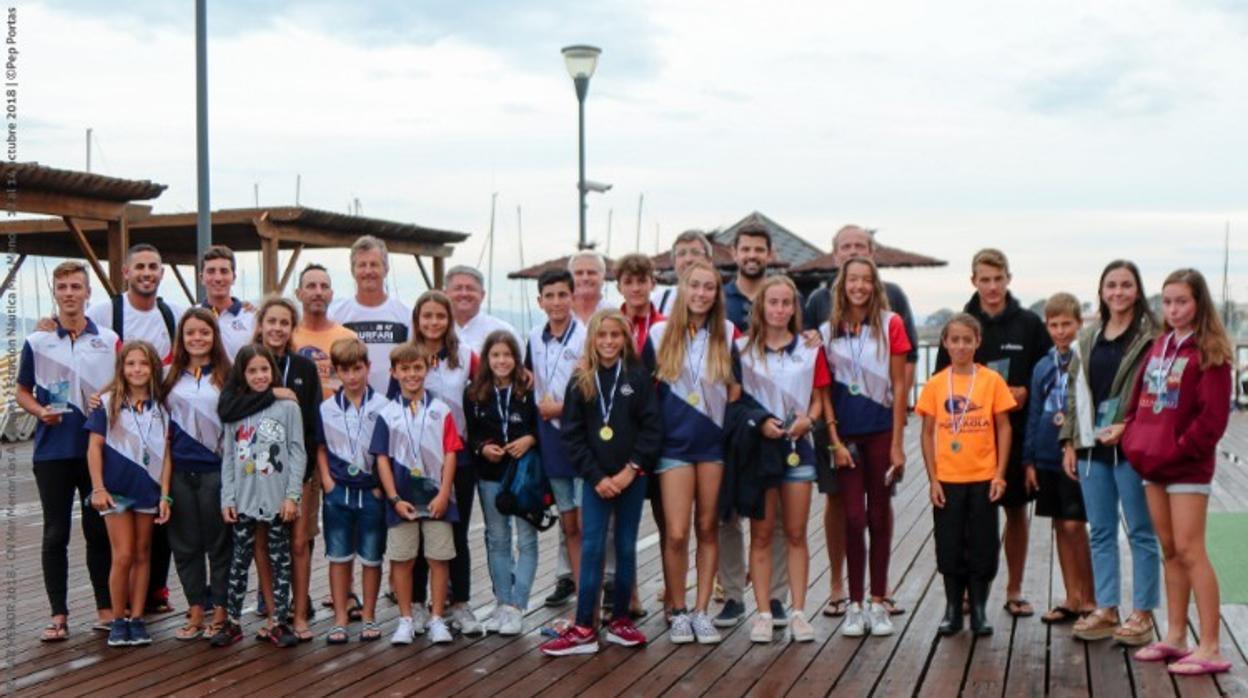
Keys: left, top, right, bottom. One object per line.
{"left": 655, "top": 260, "right": 735, "bottom": 385}
{"left": 743, "top": 275, "right": 802, "bottom": 362}
{"left": 831, "top": 256, "right": 891, "bottom": 360}
{"left": 1161, "top": 268, "right": 1232, "bottom": 369}
{"left": 574, "top": 310, "right": 638, "bottom": 400}
{"left": 105, "top": 340, "right": 165, "bottom": 426}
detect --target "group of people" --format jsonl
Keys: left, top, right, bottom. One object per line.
{"left": 15, "top": 223, "right": 1235, "bottom": 676}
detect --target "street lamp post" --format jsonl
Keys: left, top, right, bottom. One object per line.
{"left": 561, "top": 45, "right": 601, "bottom": 251}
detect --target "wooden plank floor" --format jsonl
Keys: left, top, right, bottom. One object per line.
{"left": 3, "top": 414, "right": 1248, "bottom": 697}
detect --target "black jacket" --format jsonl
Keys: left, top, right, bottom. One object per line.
{"left": 719, "top": 393, "right": 788, "bottom": 521}
{"left": 560, "top": 362, "right": 662, "bottom": 486}
{"left": 464, "top": 383, "right": 539, "bottom": 482}
{"left": 219, "top": 350, "right": 322, "bottom": 482}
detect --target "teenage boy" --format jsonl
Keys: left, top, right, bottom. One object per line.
{"left": 1023, "top": 294, "right": 1095, "bottom": 623}
{"left": 16, "top": 261, "right": 117, "bottom": 641}
{"left": 526, "top": 269, "right": 587, "bottom": 607}
{"left": 653, "top": 230, "right": 713, "bottom": 316}
{"left": 317, "top": 338, "right": 390, "bottom": 643}
{"left": 616, "top": 254, "right": 664, "bottom": 353}
{"left": 935, "top": 248, "right": 1051, "bottom": 618}
{"left": 372, "top": 343, "right": 461, "bottom": 645}
{"left": 294, "top": 263, "right": 359, "bottom": 400}
{"left": 199, "top": 245, "right": 255, "bottom": 360}
{"left": 329, "top": 236, "right": 412, "bottom": 394}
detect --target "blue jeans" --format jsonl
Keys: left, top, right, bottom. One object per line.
{"left": 477, "top": 479, "right": 539, "bottom": 610}
{"left": 1079, "top": 457, "right": 1160, "bottom": 610}
{"left": 576, "top": 476, "right": 647, "bottom": 628}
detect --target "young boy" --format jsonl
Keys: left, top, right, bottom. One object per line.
{"left": 526, "top": 269, "right": 587, "bottom": 607}
{"left": 1022, "top": 293, "right": 1095, "bottom": 624}
{"left": 616, "top": 253, "right": 665, "bottom": 353}
{"left": 317, "top": 338, "right": 390, "bottom": 643}
{"left": 934, "top": 248, "right": 1050, "bottom": 618}
{"left": 371, "top": 343, "right": 461, "bottom": 645}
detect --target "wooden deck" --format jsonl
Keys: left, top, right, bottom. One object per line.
{"left": 4, "top": 415, "right": 1248, "bottom": 697}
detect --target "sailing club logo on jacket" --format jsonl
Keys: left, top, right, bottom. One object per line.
{"left": 620, "top": 383, "right": 635, "bottom": 397}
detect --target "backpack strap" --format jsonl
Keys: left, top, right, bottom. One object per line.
{"left": 155, "top": 297, "right": 177, "bottom": 344}
{"left": 111, "top": 295, "right": 125, "bottom": 340}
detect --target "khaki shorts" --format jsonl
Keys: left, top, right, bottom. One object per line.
{"left": 386, "top": 519, "right": 454, "bottom": 562}
{"left": 298, "top": 478, "right": 321, "bottom": 543}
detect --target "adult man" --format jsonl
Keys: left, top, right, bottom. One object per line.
{"left": 935, "top": 248, "right": 1050, "bottom": 619}
{"left": 292, "top": 263, "right": 358, "bottom": 399}
{"left": 85, "top": 242, "right": 185, "bottom": 612}
{"left": 722, "top": 224, "right": 774, "bottom": 332}
{"left": 802, "top": 225, "right": 920, "bottom": 617}
{"left": 17, "top": 261, "right": 116, "bottom": 640}
{"left": 652, "top": 230, "right": 713, "bottom": 316}
{"left": 328, "top": 236, "right": 412, "bottom": 394}
{"left": 568, "top": 251, "right": 612, "bottom": 324}
{"left": 198, "top": 245, "right": 255, "bottom": 360}
{"left": 444, "top": 265, "right": 521, "bottom": 353}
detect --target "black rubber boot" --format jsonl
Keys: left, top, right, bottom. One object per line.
{"left": 968, "top": 577, "right": 994, "bottom": 636}
{"left": 938, "top": 575, "right": 965, "bottom": 636}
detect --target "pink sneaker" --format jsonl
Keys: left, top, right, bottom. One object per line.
{"left": 606, "top": 617, "right": 647, "bottom": 648}
{"left": 540, "top": 624, "right": 599, "bottom": 656}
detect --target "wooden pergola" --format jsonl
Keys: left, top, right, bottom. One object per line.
{"left": 1, "top": 164, "right": 470, "bottom": 300}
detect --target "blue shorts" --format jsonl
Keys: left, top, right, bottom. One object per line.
{"left": 549, "top": 476, "right": 583, "bottom": 513}
{"left": 321, "top": 484, "right": 386, "bottom": 566}
{"left": 783, "top": 464, "right": 817, "bottom": 483}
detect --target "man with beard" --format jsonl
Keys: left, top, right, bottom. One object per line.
{"left": 292, "top": 263, "right": 358, "bottom": 399}
{"left": 445, "top": 265, "right": 520, "bottom": 354}
{"left": 722, "top": 224, "right": 772, "bottom": 332}
{"left": 328, "top": 236, "right": 412, "bottom": 394}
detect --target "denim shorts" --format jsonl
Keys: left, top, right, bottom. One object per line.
{"left": 1143, "top": 480, "right": 1212, "bottom": 496}
{"left": 321, "top": 484, "right": 386, "bottom": 566}
{"left": 656, "top": 457, "right": 693, "bottom": 474}
{"left": 549, "top": 476, "right": 583, "bottom": 513}
{"left": 783, "top": 463, "right": 817, "bottom": 483}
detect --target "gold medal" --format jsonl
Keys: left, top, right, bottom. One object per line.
{"left": 951, "top": 440, "right": 962, "bottom": 454}
{"left": 1052, "top": 412, "right": 1065, "bottom": 427}
{"left": 599, "top": 425, "right": 614, "bottom": 442}
{"left": 786, "top": 452, "right": 800, "bottom": 467}
{"left": 686, "top": 393, "right": 700, "bottom": 407}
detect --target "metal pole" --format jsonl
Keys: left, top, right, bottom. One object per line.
{"left": 194, "top": 0, "right": 211, "bottom": 302}
{"left": 85, "top": 128, "right": 92, "bottom": 172}
{"left": 575, "top": 76, "right": 588, "bottom": 250}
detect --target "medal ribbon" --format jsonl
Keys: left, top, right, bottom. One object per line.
{"left": 595, "top": 362, "right": 623, "bottom": 428}
{"left": 494, "top": 384, "right": 512, "bottom": 443}
{"left": 946, "top": 365, "right": 977, "bottom": 446}
{"left": 543, "top": 320, "right": 577, "bottom": 399}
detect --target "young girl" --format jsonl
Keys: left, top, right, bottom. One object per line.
{"left": 541, "top": 310, "right": 662, "bottom": 656}
{"left": 163, "top": 309, "right": 233, "bottom": 641}
{"left": 1122, "top": 269, "right": 1233, "bottom": 675}
{"left": 916, "top": 314, "right": 1016, "bottom": 637}
{"left": 737, "top": 276, "right": 828, "bottom": 644}
{"left": 409, "top": 290, "right": 482, "bottom": 636}
{"left": 645, "top": 259, "right": 741, "bottom": 645}
{"left": 820, "top": 257, "right": 910, "bottom": 638}
{"left": 86, "top": 340, "right": 171, "bottom": 647}
{"left": 211, "top": 344, "right": 307, "bottom": 648}
{"left": 1062, "top": 261, "right": 1161, "bottom": 645}
{"left": 464, "top": 330, "right": 539, "bottom": 636}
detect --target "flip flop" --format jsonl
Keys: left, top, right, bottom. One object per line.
{"left": 1134, "top": 642, "right": 1192, "bottom": 663}
{"left": 327, "top": 626, "right": 349, "bottom": 644}
{"left": 882, "top": 597, "right": 906, "bottom": 616}
{"left": 254, "top": 626, "right": 271, "bottom": 641}
{"left": 41, "top": 622, "right": 69, "bottom": 642}
{"left": 175, "top": 623, "right": 205, "bottom": 641}
{"left": 1004, "top": 598, "right": 1035, "bottom": 618}
{"left": 1041, "top": 606, "right": 1080, "bottom": 624}
{"left": 294, "top": 627, "right": 315, "bottom": 643}
{"left": 205, "top": 621, "right": 225, "bottom": 640}
{"left": 360, "top": 621, "right": 382, "bottom": 642}
{"left": 1167, "top": 658, "right": 1232, "bottom": 675}
{"left": 822, "top": 598, "right": 849, "bottom": 617}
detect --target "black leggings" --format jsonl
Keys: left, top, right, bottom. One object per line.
{"left": 33, "top": 458, "right": 111, "bottom": 617}
{"left": 932, "top": 480, "right": 1000, "bottom": 582}
{"left": 413, "top": 462, "right": 476, "bottom": 604}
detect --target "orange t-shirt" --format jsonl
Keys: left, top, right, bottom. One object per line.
{"left": 915, "top": 364, "right": 1017, "bottom": 483}
{"left": 292, "top": 324, "right": 360, "bottom": 399}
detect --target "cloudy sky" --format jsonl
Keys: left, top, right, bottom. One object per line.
{"left": 9, "top": 0, "right": 1248, "bottom": 325}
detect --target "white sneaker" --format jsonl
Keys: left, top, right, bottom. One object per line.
{"left": 691, "top": 611, "right": 722, "bottom": 645}
{"left": 669, "top": 613, "right": 695, "bottom": 644}
{"left": 450, "top": 604, "right": 484, "bottom": 636}
{"left": 868, "top": 602, "right": 894, "bottom": 636}
{"left": 499, "top": 606, "right": 523, "bottom": 636}
{"left": 790, "top": 611, "right": 815, "bottom": 642}
{"left": 841, "top": 602, "right": 866, "bottom": 637}
{"left": 750, "top": 614, "right": 774, "bottom": 643}
{"left": 481, "top": 606, "right": 502, "bottom": 634}
{"left": 412, "top": 605, "right": 430, "bottom": 635}
{"left": 391, "top": 616, "right": 415, "bottom": 645}
{"left": 428, "top": 616, "right": 453, "bottom": 644}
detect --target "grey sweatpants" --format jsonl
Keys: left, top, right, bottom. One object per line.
{"left": 168, "top": 470, "right": 232, "bottom": 608}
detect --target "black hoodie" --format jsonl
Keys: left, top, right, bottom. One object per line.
{"left": 935, "top": 292, "right": 1052, "bottom": 471}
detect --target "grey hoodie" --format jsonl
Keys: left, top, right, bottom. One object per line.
{"left": 220, "top": 400, "right": 306, "bottom": 521}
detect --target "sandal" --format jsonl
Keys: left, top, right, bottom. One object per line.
{"left": 321, "top": 594, "right": 335, "bottom": 609}
{"left": 254, "top": 625, "right": 271, "bottom": 641}
{"left": 205, "top": 621, "right": 225, "bottom": 640}
{"left": 360, "top": 621, "right": 382, "bottom": 642}
{"left": 822, "top": 598, "right": 848, "bottom": 617}
{"left": 347, "top": 592, "right": 364, "bottom": 623}
{"left": 327, "top": 626, "right": 349, "bottom": 644}
{"left": 175, "top": 622, "right": 205, "bottom": 641}
{"left": 1168, "top": 658, "right": 1232, "bottom": 676}
{"left": 1134, "top": 642, "right": 1191, "bottom": 663}
{"left": 41, "top": 621, "right": 69, "bottom": 642}
{"left": 1004, "top": 598, "right": 1035, "bottom": 617}
{"left": 294, "top": 627, "right": 315, "bottom": 643}
{"left": 882, "top": 597, "right": 906, "bottom": 616}
{"left": 1041, "top": 606, "right": 1080, "bottom": 624}
{"left": 92, "top": 619, "right": 114, "bottom": 633}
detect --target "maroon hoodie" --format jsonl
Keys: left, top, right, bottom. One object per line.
{"left": 1121, "top": 337, "right": 1231, "bottom": 485}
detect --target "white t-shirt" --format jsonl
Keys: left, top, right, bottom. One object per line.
{"left": 651, "top": 287, "right": 679, "bottom": 317}
{"left": 203, "top": 299, "right": 255, "bottom": 362}
{"left": 87, "top": 294, "right": 187, "bottom": 361}
{"left": 455, "top": 312, "right": 521, "bottom": 355}
{"left": 328, "top": 295, "right": 412, "bottom": 393}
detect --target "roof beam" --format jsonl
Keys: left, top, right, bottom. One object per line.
{"left": 63, "top": 217, "right": 117, "bottom": 296}
{"left": 254, "top": 217, "right": 453, "bottom": 258}
{"left": 277, "top": 244, "right": 304, "bottom": 294}
{"left": 18, "top": 190, "right": 127, "bottom": 221}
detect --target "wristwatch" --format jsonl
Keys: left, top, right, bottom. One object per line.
{"left": 388, "top": 495, "right": 401, "bottom": 506}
